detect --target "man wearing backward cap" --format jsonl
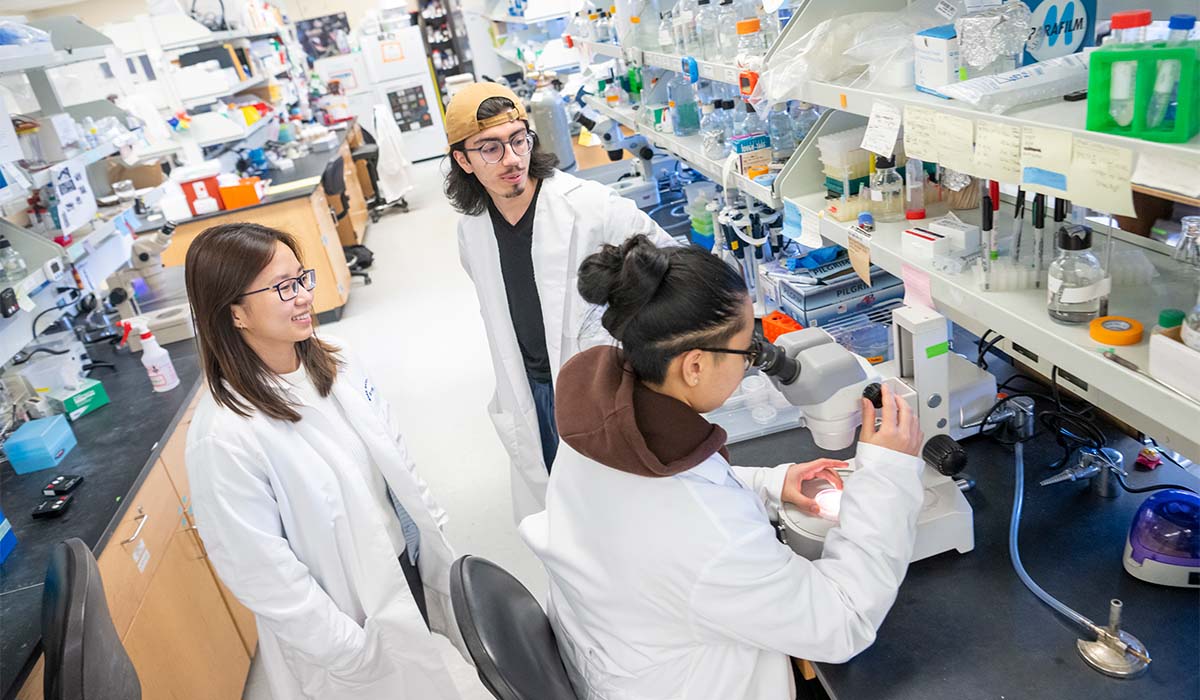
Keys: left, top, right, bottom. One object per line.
{"left": 444, "top": 82, "right": 675, "bottom": 524}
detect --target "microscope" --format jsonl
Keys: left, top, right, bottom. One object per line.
{"left": 105, "top": 221, "right": 193, "bottom": 351}
{"left": 760, "top": 307, "right": 996, "bottom": 563}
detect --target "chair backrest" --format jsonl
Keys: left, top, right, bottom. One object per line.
{"left": 42, "top": 538, "right": 141, "bottom": 700}
{"left": 450, "top": 555, "right": 580, "bottom": 700}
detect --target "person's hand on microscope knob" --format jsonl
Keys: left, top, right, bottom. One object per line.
{"left": 860, "top": 384, "right": 922, "bottom": 456}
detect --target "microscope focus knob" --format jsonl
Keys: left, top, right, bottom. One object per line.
{"left": 862, "top": 383, "right": 883, "bottom": 409}
{"left": 923, "top": 434, "right": 968, "bottom": 477}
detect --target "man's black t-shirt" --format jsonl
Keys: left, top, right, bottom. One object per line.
{"left": 488, "top": 179, "right": 551, "bottom": 383}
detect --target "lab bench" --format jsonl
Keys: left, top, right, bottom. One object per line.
{"left": 134, "top": 121, "right": 369, "bottom": 323}
{"left": 0, "top": 339, "right": 255, "bottom": 700}
{"left": 727, "top": 418, "right": 1200, "bottom": 700}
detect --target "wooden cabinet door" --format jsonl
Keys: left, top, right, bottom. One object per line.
{"left": 309, "top": 189, "right": 352, "bottom": 307}
{"left": 96, "top": 463, "right": 184, "bottom": 637}
{"left": 122, "top": 523, "right": 250, "bottom": 700}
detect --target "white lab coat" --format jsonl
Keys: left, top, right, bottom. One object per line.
{"left": 372, "top": 104, "right": 413, "bottom": 203}
{"left": 186, "top": 339, "right": 466, "bottom": 700}
{"left": 519, "top": 442, "right": 925, "bottom": 700}
{"left": 457, "top": 170, "right": 676, "bottom": 523}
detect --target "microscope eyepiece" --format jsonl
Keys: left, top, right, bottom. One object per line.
{"left": 752, "top": 338, "right": 801, "bottom": 385}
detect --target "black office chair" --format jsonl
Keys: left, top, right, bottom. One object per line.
{"left": 41, "top": 538, "right": 141, "bottom": 700}
{"left": 354, "top": 127, "right": 408, "bottom": 221}
{"left": 450, "top": 555, "right": 580, "bottom": 700}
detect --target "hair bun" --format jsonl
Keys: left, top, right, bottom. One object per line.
{"left": 577, "top": 235, "right": 670, "bottom": 339}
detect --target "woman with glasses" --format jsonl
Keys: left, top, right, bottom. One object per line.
{"left": 182, "top": 223, "right": 466, "bottom": 700}
{"left": 518, "top": 235, "right": 925, "bottom": 700}
{"left": 443, "top": 82, "right": 675, "bottom": 526}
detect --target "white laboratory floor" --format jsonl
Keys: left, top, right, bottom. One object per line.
{"left": 241, "top": 158, "right": 547, "bottom": 700}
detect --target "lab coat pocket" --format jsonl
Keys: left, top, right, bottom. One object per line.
{"left": 284, "top": 622, "right": 389, "bottom": 697}
{"left": 486, "top": 406, "right": 521, "bottom": 459}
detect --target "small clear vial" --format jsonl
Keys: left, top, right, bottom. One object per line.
{"left": 1106, "top": 10, "right": 1151, "bottom": 128}
{"left": 1047, "top": 225, "right": 1107, "bottom": 324}
{"left": 767, "top": 103, "right": 796, "bottom": 162}
{"left": 700, "top": 102, "right": 726, "bottom": 159}
{"left": 869, "top": 155, "right": 903, "bottom": 223}
{"left": 904, "top": 157, "right": 926, "bottom": 220}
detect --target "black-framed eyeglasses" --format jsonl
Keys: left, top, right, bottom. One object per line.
{"left": 463, "top": 131, "right": 535, "bottom": 164}
{"left": 696, "top": 338, "right": 762, "bottom": 370}
{"left": 239, "top": 269, "right": 317, "bottom": 302}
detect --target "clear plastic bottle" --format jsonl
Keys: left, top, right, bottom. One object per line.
{"left": 1107, "top": 10, "right": 1151, "bottom": 128}
{"left": 672, "top": 0, "right": 698, "bottom": 55}
{"left": 658, "top": 12, "right": 675, "bottom": 50}
{"left": 904, "top": 158, "right": 926, "bottom": 220}
{"left": 700, "top": 103, "right": 726, "bottom": 159}
{"left": 1047, "top": 225, "right": 1107, "bottom": 324}
{"left": 731, "top": 98, "right": 747, "bottom": 134}
{"left": 767, "top": 103, "right": 795, "bottom": 162}
{"left": 0, "top": 237, "right": 26, "bottom": 283}
{"left": 869, "top": 155, "right": 903, "bottom": 222}
{"left": 716, "top": 0, "right": 738, "bottom": 62}
{"left": 1183, "top": 292, "right": 1200, "bottom": 351}
{"left": 719, "top": 99, "right": 735, "bottom": 154}
{"left": 604, "top": 78, "right": 625, "bottom": 106}
{"left": 695, "top": 0, "right": 721, "bottom": 61}
{"left": 735, "top": 18, "right": 766, "bottom": 68}
{"left": 789, "top": 101, "right": 820, "bottom": 141}
{"left": 586, "top": 10, "right": 601, "bottom": 39}
{"left": 1148, "top": 14, "right": 1196, "bottom": 129}
{"left": 668, "top": 73, "right": 701, "bottom": 136}
{"left": 757, "top": 2, "right": 780, "bottom": 47}
{"left": 741, "top": 102, "right": 765, "bottom": 135}
{"left": 597, "top": 11, "right": 614, "bottom": 42}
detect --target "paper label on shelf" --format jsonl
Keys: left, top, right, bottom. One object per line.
{"left": 50, "top": 157, "right": 97, "bottom": 236}
{"left": 933, "top": 113, "right": 974, "bottom": 173}
{"left": 645, "top": 51, "right": 677, "bottom": 70}
{"left": 902, "top": 105, "right": 938, "bottom": 162}
{"left": 1068, "top": 138, "right": 1135, "bottom": 217}
{"left": 973, "top": 120, "right": 1022, "bottom": 183}
{"left": 860, "top": 100, "right": 902, "bottom": 158}
{"left": 901, "top": 263, "right": 934, "bottom": 310}
{"left": 699, "top": 62, "right": 718, "bottom": 80}
{"left": 723, "top": 66, "right": 739, "bottom": 84}
{"left": 848, "top": 225, "right": 872, "bottom": 285}
{"left": 1020, "top": 126, "right": 1071, "bottom": 197}
{"left": 935, "top": 0, "right": 958, "bottom": 19}
{"left": 1130, "top": 151, "right": 1200, "bottom": 198}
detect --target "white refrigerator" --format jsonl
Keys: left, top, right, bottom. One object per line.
{"left": 315, "top": 26, "right": 448, "bottom": 162}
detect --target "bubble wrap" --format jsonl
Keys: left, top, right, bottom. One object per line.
{"left": 954, "top": 1, "right": 1031, "bottom": 68}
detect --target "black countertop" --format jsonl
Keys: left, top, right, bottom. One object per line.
{"left": 727, "top": 412, "right": 1200, "bottom": 700}
{"left": 0, "top": 339, "right": 201, "bottom": 699}
{"left": 133, "top": 124, "right": 354, "bottom": 235}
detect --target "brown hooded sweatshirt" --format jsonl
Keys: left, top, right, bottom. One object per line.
{"left": 554, "top": 345, "right": 730, "bottom": 477}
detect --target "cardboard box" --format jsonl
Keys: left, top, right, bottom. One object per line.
{"left": 779, "top": 268, "right": 905, "bottom": 327}
{"left": 914, "top": 24, "right": 961, "bottom": 98}
{"left": 927, "top": 217, "right": 982, "bottom": 253}
{"left": 1149, "top": 326, "right": 1200, "bottom": 404}
{"left": 1021, "top": 0, "right": 1097, "bottom": 66}
{"left": 47, "top": 378, "right": 110, "bottom": 421}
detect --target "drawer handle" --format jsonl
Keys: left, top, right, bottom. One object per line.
{"left": 187, "top": 525, "right": 208, "bottom": 560}
{"left": 123, "top": 510, "right": 149, "bottom": 544}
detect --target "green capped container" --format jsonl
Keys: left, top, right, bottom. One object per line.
{"left": 1085, "top": 40, "right": 1200, "bottom": 143}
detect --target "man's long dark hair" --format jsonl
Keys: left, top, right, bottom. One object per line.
{"left": 444, "top": 96, "right": 560, "bottom": 216}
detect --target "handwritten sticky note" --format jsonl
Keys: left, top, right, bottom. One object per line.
{"left": 847, "top": 225, "right": 872, "bottom": 285}
{"left": 901, "top": 263, "right": 934, "bottom": 310}
{"left": 933, "top": 113, "right": 974, "bottom": 174}
{"left": 1068, "top": 138, "right": 1136, "bottom": 217}
{"left": 578, "top": 125, "right": 595, "bottom": 147}
{"left": 1131, "top": 151, "right": 1200, "bottom": 199}
{"left": 861, "top": 100, "right": 902, "bottom": 158}
{"left": 903, "top": 105, "right": 938, "bottom": 163}
{"left": 1020, "top": 126, "right": 1071, "bottom": 197}
{"left": 973, "top": 120, "right": 1022, "bottom": 183}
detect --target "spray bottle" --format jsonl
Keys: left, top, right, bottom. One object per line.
{"left": 121, "top": 322, "right": 180, "bottom": 392}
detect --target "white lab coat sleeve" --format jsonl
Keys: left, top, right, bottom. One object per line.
{"left": 456, "top": 221, "right": 474, "bottom": 281}
{"left": 374, "top": 387, "right": 450, "bottom": 530}
{"left": 602, "top": 187, "right": 677, "bottom": 248}
{"left": 730, "top": 463, "right": 789, "bottom": 520}
{"left": 188, "top": 435, "right": 370, "bottom": 675}
{"left": 689, "top": 443, "right": 924, "bottom": 663}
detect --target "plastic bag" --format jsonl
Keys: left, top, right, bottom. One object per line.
{"left": 842, "top": 0, "right": 966, "bottom": 67}
{"left": 0, "top": 21, "right": 50, "bottom": 47}
{"left": 751, "top": 12, "right": 886, "bottom": 109}
{"left": 938, "top": 53, "right": 1089, "bottom": 113}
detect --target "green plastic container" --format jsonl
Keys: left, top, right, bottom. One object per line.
{"left": 1086, "top": 40, "right": 1200, "bottom": 143}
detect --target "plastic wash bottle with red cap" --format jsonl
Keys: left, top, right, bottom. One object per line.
{"left": 124, "top": 322, "right": 180, "bottom": 392}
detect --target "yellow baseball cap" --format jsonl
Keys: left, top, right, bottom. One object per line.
{"left": 444, "top": 82, "right": 527, "bottom": 146}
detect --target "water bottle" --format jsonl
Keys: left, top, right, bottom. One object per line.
{"left": 716, "top": 0, "right": 738, "bottom": 62}
{"left": 767, "top": 103, "right": 795, "bottom": 162}
{"left": 700, "top": 103, "right": 726, "bottom": 159}
{"left": 0, "top": 237, "right": 27, "bottom": 284}
{"left": 740, "top": 102, "right": 765, "bottom": 135}
{"left": 789, "top": 101, "right": 820, "bottom": 141}
{"left": 695, "top": 0, "right": 721, "bottom": 61}
{"left": 668, "top": 73, "right": 702, "bottom": 136}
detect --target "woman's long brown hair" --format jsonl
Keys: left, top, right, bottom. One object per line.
{"left": 185, "top": 223, "right": 341, "bottom": 422}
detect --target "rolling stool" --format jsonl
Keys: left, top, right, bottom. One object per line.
{"left": 354, "top": 129, "right": 408, "bottom": 221}
{"left": 42, "top": 538, "right": 142, "bottom": 699}
{"left": 450, "top": 555, "right": 580, "bottom": 700}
